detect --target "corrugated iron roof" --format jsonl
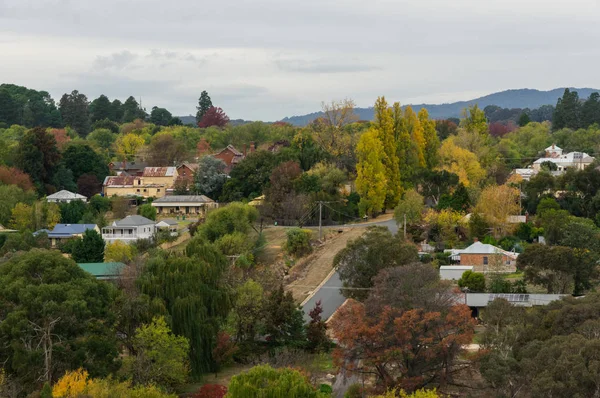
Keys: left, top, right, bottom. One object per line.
{"left": 103, "top": 176, "right": 136, "bottom": 186}
{"left": 142, "top": 167, "right": 176, "bottom": 177}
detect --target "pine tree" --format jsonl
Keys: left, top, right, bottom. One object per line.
{"left": 581, "top": 92, "right": 600, "bottom": 128}
{"left": 356, "top": 128, "right": 387, "bottom": 216}
{"left": 552, "top": 88, "right": 582, "bottom": 130}
{"left": 196, "top": 91, "right": 213, "bottom": 123}
{"left": 404, "top": 106, "right": 426, "bottom": 168}
{"left": 71, "top": 229, "right": 105, "bottom": 263}
{"left": 89, "top": 94, "right": 113, "bottom": 122}
{"left": 418, "top": 108, "right": 440, "bottom": 169}
{"left": 59, "top": 90, "right": 91, "bottom": 137}
{"left": 374, "top": 97, "right": 402, "bottom": 209}
{"left": 518, "top": 112, "right": 531, "bottom": 127}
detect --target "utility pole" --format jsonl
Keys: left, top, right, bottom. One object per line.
{"left": 318, "top": 201, "right": 323, "bottom": 240}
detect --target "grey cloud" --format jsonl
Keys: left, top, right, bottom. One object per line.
{"left": 93, "top": 50, "right": 138, "bottom": 71}
{"left": 275, "top": 59, "right": 381, "bottom": 74}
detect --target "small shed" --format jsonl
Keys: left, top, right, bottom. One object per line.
{"left": 440, "top": 265, "right": 473, "bottom": 281}
{"left": 78, "top": 262, "right": 126, "bottom": 280}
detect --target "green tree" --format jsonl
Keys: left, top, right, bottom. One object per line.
{"left": 334, "top": 226, "right": 419, "bottom": 300}
{"left": 121, "top": 96, "right": 147, "bottom": 123}
{"left": 518, "top": 112, "right": 531, "bottom": 127}
{"left": 149, "top": 106, "right": 174, "bottom": 126}
{"left": 581, "top": 92, "right": 600, "bottom": 127}
{"left": 138, "top": 248, "right": 230, "bottom": 376}
{"left": 553, "top": 88, "right": 582, "bottom": 130}
{"left": 263, "top": 285, "right": 306, "bottom": 346}
{"left": 517, "top": 244, "right": 597, "bottom": 295}
{"left": 394, "top": 189, "right": 424, "bottom": 228}
{"left": 111, "top": 99, "right": 125, "bottom": 122}
{"left": 0, "top": 185, "right": 36, "bottom": 226}
{"left": 196, "top": 91, "right": 213, "bottom": 124}
{"left": 284, "top": 228, "right": 313, "bottom": 257}
{"left": 355, "top": 128, "right": 387, "bottom": 216}
{"left": 196, "top": 202, "right": 258, "bottom": 242}
{"left": 127, "top": 317, "right": 190, "bottom": 391}
{"left": 89, "top": 94, "right": 113, "bottom": 122}
{"left": 374, "top": 96, "right": 402, "bottom": 208}
{"left": 59, "top": 200, "right": 88, "bottom": 223}
{"left": 228, "top": 279, "right": 264, "bottom": 347}
{"left": 0, "top": 250, "right": 118, "bottom": 391}
{"left": 71, "top": 229, "right": 105, "bottom": 263}
{"left": 460, "top": 104, "right": 488, "bottom": 136}
{"left": 59, "top": 90, "right": 91, "bottom": 137}
{"left": 192, "top": 156, "right": 228, "bottom": 197}
{"left": 87, "top": 128, "right": 117, "bottom": 154}
{"left": 62, "top": 143, "right": 109, "bottom": 181}
{"left": 227, "top": 365, "right": 328, "bottom": 398}
{"left": 393, "top": 103, "right": 420, "bottom": 186}
{"left": 220, "top": 150, "right": 278, "bottom": 201}
{"left": 458, "top": 270, "right": 486, "bottom": 292}
{"left": 15, "top": 127, "right": 61, "bottom": 192}
{"left": 138, "top": 204, "right": 157, "bottom": 221}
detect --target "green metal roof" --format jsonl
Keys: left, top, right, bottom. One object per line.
{"left": 78, "top": 262, "right": 125, "bottom": 279}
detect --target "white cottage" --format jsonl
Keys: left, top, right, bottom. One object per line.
{"left": 102, "top": 215, "right": 156, "bottom": 244}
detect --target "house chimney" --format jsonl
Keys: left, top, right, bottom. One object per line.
{"left": 473, "top": 237, "right": 478, "bottom": 242}
{"left": 250, "top": 142, "right": 256, "bottom": 153}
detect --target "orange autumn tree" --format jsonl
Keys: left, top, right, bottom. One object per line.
{"left": 331, "top": 299, "right": 474, "bottom": 393}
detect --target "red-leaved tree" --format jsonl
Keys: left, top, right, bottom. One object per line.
{"left": 212, "top": 331, "right": 238, "bottom": 373}
{"left": 307, "top": 300, "right": 330, "bottom": 352}
{"left": 47, "top": 128, "right": 71, "bottom": 150}
{"left": 189, "top": 384, "right": 228, "bottom": 398}
{"left": 198, "top": 107, "right": 230, "bottom": 128}
{"left": 0, "top": 166, "right": 35, "bottom": 191}
{"left": 331, "top": 299, "right": 474, "bottom": 393}
{"left": 77, "top": 173, "right": 102, "bottom": 198}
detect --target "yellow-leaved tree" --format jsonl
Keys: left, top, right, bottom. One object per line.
{"left": 52, "top": 368, "right": 90, "bottom": 398}
{"left": 438, "top": 137, "right": 486, "bottom": 187}
{"left": 374, "top": 96, "right": 402, "bottom": 208}
{"left": 356, "top": 128, "right": 387, "bottom": 216}
{"left": 371, "top": 388, "right": 440, "bottom": 398}
{"left": 424, "top": 208, "right": 465, "bottom": 248}
{"left": 475, "top": 184, "right": 520, "bottom": 238}
{"left": 115, "top": 133, "right": 145, "bottom": 161}
{"left": 403, "top": 106, "right": 426, "bottom": 168}
{"left": 418, "top": 108, "right": 440, "bottom": 169}
{"left": 105, "top": 241, "right": 136, "bottom": 263}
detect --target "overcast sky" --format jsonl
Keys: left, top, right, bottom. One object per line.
{"left": 1, "top": 0, "right": 599, "bottom": 121}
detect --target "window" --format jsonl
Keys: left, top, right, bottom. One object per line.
{"left": 138, "top": 179, "right": 141, "bottom": 185}
{"left": 157, "top": 189, "right": 161, "bottom": 192}
{"left": 137, "top": 189, "right": 140, "bottom": 193}
{"left": 483, "top": 256, "right": 488, "bottom": 265}
{"left": 143, "top": 189, "right": 147, "bottom": 192}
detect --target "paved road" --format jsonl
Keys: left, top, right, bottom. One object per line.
{"left": 300, "top": 217, "right": 399, "bottom": 322}
{"left": 301, "top": 271, "right": 346, "bottom": 322}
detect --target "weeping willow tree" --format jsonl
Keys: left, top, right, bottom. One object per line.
{"left": 138, "top": 242, "right": 230, "bottom": 376}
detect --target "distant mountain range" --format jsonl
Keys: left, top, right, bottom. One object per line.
{"left": 279, "top": 87, "right": 600, "bottom": 126}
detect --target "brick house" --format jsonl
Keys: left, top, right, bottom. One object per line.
{"left": 213, "top": 143, "right": 255, "bottom": 173}
{"left": 457, "top": 240, "right": 518, "bottom": 272}
{"left": 176, "top": 162, "right": 199, "bottom": 183}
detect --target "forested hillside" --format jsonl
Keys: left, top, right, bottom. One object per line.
{"left": 281, "top": 87, "right": 600, "bottom": 126}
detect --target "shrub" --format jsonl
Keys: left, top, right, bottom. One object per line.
{"left": 284, "top": 228, "right": 313, "bottom": 257}
{"left": 191, "top": 384, "right": 228, "bottom": 398}
{"left": 458, "top": 270, "right": 486, "bottom": 292}
{"left": 138, "top": 203, "right": 157, "bottom": 221}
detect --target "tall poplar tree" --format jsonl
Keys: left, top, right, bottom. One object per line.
{"left": 374, "top": 97, "right": 401, "bottom": 209}
{"left": 418, "top": 108, "right": 440, "bottom": 169}
{"left": 403, "top": 106, "right": 426, "bottom": 168}
{"left": 393, "top": 103, "right": 419, "bottom": 187}
{"left": 355, "top": 128, "right": 387, "bottom": 216}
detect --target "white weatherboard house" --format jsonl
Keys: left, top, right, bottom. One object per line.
{"left": 102, "top": 215, "right": 156, "bottom": 244}
{"left": 46, "top": 190, "right": 87, "bottom": 203}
